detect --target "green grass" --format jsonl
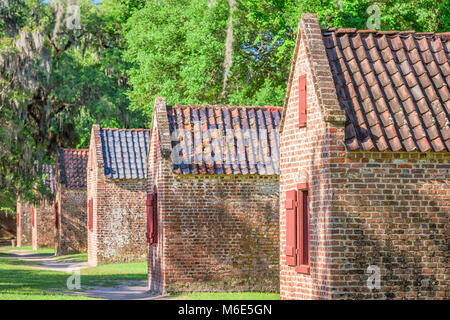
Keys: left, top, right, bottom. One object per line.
{"left": 0, "top": 256, "right": 96, "bottom": 300}
{"left": 79, "top": 261, "right": 148, "bottom": 288}
{"left": 0, "top": 247, "right": 147, "bottom": 300}
{"left": 0, "top": 246, "right": 278, "bottom": 300}
{"left": 171, "top": 292, "right": 280, "bottom": 300}
{"left": 0, "top": 245, "right": 53, "bottom": 254}
{"left": 54, "top": 253, "right": 88, "bottom": 263}
{"left": 81, "top": 261, "right": 147, "bottom": 279}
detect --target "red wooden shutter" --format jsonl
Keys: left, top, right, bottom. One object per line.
{"left": 152, "top": 191, "right": 158, "bottom": 244}
{"left": 298, "top": 74, "right": 307, "bottom": 127}
{"left": 31, "top": 208, "right": 35, "bottom": 228}
{"left": 297, "top": 183, "right": 310, "bottom": 273}
{"left": 146, "top": 191, "right": 158, "bottom": 244}
{"left": 285, "top": 190, "right": 297, "bottom": 266}
{"left": 146, "top": 194, "right": 154, "bottom": 243}
{"left": 54, "top": 202, "right": 59, "bottom": 228}
{"left": 88, "top": 199, "right": 93, "bottom": 232}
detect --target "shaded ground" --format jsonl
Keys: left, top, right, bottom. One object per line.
{"left": 0, "top": 246, "right": 159, "bottom": 300}
{"left": 0, "top": 246, "right": 280, "bottom": 300}
{"left": 57, "top": 280, "right": 158, "bottom": 300}
{"left": 1, "top": 249, "right": 89, "bottom": 272}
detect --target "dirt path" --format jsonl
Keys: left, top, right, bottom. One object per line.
{"left": 58, "top": 280, "right": 160, "bottom": 300}
{"left": 1, "top": 248, "right": 166, "bottom": 300}
{"left": 2, "top": 249, "right": 89, "bottom": 272}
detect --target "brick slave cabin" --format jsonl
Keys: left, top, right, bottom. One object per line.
{"left": 55, "top": 148, "right": 88, "bottom": 255}
{"left": 17, "top": 165, "right": 56, "bottom": 248}
{"left": 16, "top": 199, "right": 33, "bottom": 247}
{"left": 87, "top": 125, "right": 151, "bottom": 266}
{"left": 280, "top": 13, "right": 449, "bottom": 299}
{"left": 146, "top": 97, "right": 280, "bottom": 294}
{"left": 32, "top": 164, "right": 56, "bottom": 250}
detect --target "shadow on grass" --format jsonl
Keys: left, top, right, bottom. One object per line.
{"left": 0, "top": 256, "right": 148, "bottom": 299}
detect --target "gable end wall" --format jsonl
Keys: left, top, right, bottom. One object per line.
{"left": 281, "top": 13, "right": 450, "bottom": 300}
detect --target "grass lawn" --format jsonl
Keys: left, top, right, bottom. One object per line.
{"left": 0, "top": 246, "right": 147, "bottom": 300}
{"left": 170, "top": 292, "right": 280, "bottom": 300}
{"left": 0, "top": 246, "right": 279, "bottom": 300}
{"left": 0, "top": 255, "right": 95, "bottom": 300}
{"left": 0, "top": 245, "right": 54, "bottom": 254}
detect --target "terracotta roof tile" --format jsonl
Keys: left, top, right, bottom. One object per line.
{"left": 100, "top": 128, "right": 151, "bottom": 179}
{"left": 322, "top": 29, "right": 450, "bottom": 152}
{"left": 57, "top": 148, "right": 88, "bottom": 189}
{"left": 167, "top": 105, "right": 281, "bottom": 175}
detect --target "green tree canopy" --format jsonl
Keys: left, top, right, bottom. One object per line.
{"left": 0, "top": 0, "right": 146, "bottom": 212}
{"left": 125, "top": 0, "right": 448, "bottom": 116}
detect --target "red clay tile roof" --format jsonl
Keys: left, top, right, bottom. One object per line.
{"left": 57, "top": 148, "right": 88, "bottom": 189}
{"left": 100, "top": 128, "right": 151, "bottom": 179}
{"left": 322, "top": 29, "right": 450, "bottom": 152}
{"left": 167, "top": 104, "right": 282, "bottom": 175}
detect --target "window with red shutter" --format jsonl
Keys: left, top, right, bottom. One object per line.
{"left": 88, "top": 199, "right": 93, "bottom": 232}
{"left": 146, "top": 194, "right": 153, "bottom": 244}
{"left": 146, "top": 188, "right": 158, "bottom": 244}
{"left": 285, "top": 185, "right": 310, "bottom": 273}
{"left": 54, "top": 202, "right": 59, "bottom": 228}
{"left": 152, "top": 189, "right": 158, "bottom": 244}
{"left": 31, "top": 208, "right": 35, "bottom": 228}
{"left": 298, "top": 74, "right": 307, "bottom": 127}
{"left": 285, "top": 190, "right": 297, "bottom": 266}
{"left": 296, "top": 183, "right": 310, "bottom": 274}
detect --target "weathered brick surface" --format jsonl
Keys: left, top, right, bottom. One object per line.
{"left": 87, "top": 125, "right": 148, "bottom": 266}
{"left": 55, "top": 187, "right": 87, "bottom": 255}
{"left": 147, "top": 98, "right": 280, "bottom": 294}
{"left": 280, "top": 13, "right": 449, "bottom": 300}
{"left": 32, "top": 201, "right": 55, "bottom": 250}
{"left": 16, "top": 200, "right": 33, "bottom": 247}
{"left": 55, "top": 149, "right": 88, "bottom": 255}
{"left": 330, "top": 151, "right": 449, "bottom": 299}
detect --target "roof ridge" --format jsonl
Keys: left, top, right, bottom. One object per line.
{"left": 321, "top": 28, "right": 449, "bottom": 40}
{"left": 170, "top": 104, "right": 282, "bottom": 110}
{"left": 60, "top": 148, "right": 89, "bottom": 153}
{"left": 100, "top": 128, "right": 151, "bottom": 131}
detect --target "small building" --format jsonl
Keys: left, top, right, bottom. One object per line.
{"left": 87, "top": 125, "right": 151, "bottom": 266}
{"left": 31, "top": 164, "right": 56, "bottom": 250}
{"left": 55, "top": 148, "right": 88, "bottom": 255}
{"left": 279, "top": 13, "right": 449, "bottom": 299}
{"left": 146, "top": 98, "right": 281, "bottom": 294}
{"left": 16, "top": 199, "right": 33, "bottom": 247}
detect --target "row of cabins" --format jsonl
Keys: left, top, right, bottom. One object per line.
{"left": 16, "top": 14, "right": 449, "bottom": 299}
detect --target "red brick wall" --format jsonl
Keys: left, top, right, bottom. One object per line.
{"left": 88, "top": 125, "right": 148, "bottom": 266}
{"left": 280, "top": 14, "right": 449, "bottom": 299}
{"left": 16, "top": 201, "right": 33, "bottom": 247}
{"left": 330, "top": 151, "right": 449, "bottom": 299}
{"left": 54, "top": 156, "right": 88, "bottom": 255}
{"left": 54, "top": 187, "right": 87, "bottom": 255}
{"left": 147, "top": 99, "right": 280, "bottom": 294}
{"left": 147, "top": 112, "right": 165, "bottom": 292}
{"left": 32, "top": 201, "right": 55, "bottom": 250}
